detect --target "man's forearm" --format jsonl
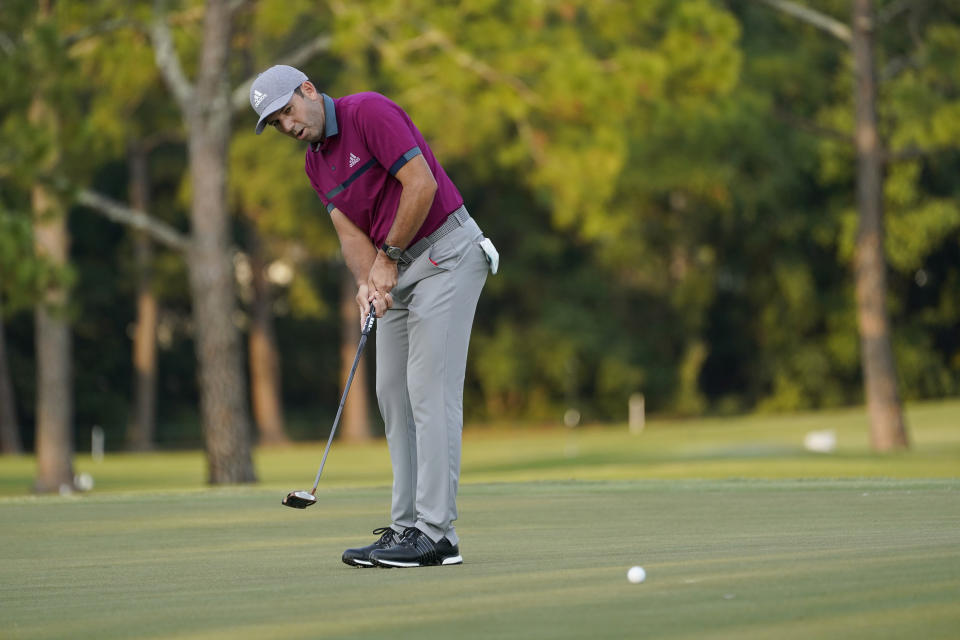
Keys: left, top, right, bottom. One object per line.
{"left": 383, "top": 181, "right": 437, "bottom": 250}
{"left": 330, "top": 207, "right": 378, "bottom": 285}
{"left": 384, "top": 155, "right": 438, "bottom": 250}
{"left": 341, "top": 234, "right": 377, "bottom": 286}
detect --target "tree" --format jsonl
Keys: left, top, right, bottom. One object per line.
{"left": 29, "top": 1, "right": 76, "bottom": 491}
{"left": 126, "top": 142, "right": 160, "bottom": 451}
{"left": 3, "top": 0, "right": 182, "bottom": 485}
{"left": 755, "top": 0, "right": 908, "bottom": 450}
{"left": 245, "top": 220, "right": 289, "bottom": 446}
{"left": 850, "top": 0, "right": 907, "bottom": 449}
{"left": 148, "top": 0, "right": 256, "bottom": 482}
{"left": 1, "top": 3, "right": 63, "bottom": 460}
{"left": 81, "top": 1, "right": 339, "bottom": 457}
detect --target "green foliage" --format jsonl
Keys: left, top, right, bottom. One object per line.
{"left": 719, "top": 0, "right": 960, "bottom": 414}
{"left": 3, "top": 0, "right": 959, "bottom": 442}
{"left": 0, "top": 1, "right": 126, "bottom": 315}
{"left": 0, "top": 206, "right": 71, "bottom": 314}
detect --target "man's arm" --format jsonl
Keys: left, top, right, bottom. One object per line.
{"left": 367, "top": 154, "right": 438, "bottom": 295}
{"left": 330, "top": 207, "right": 376, "bottom": 284}
{"left": 329, "top": 207, "right": 388, "bottom": 318}
{"left": 383, "top": 154, "right": 438, "bottom": 250}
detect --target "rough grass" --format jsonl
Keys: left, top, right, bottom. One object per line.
{"left": 0, "top": 400, "right": 958, "bottom": 639}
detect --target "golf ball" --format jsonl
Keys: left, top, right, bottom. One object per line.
{"left": 627, "top": 566, "right": 646, "bottom": 584}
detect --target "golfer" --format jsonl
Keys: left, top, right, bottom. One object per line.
{"left": 250, "top": 65, "right": 496, "bottom": 567}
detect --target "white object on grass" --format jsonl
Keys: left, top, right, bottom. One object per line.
{"left": 804, "top": 429, "right": 836, "bottom": 453}
{"left": 74, "top": 472, "right": 95, "bottom": 492}
{"left": 627, "top": 566, "right": 646, "bottom": 584}
{"left": 629, "top": 393, "right": 645, "bottom": 434}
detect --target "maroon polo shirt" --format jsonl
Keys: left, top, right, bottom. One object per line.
{"left": 304, "top": 92, "right": 463, "bottom": 247}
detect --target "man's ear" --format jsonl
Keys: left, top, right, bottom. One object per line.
{"left": 301, "top": 81, "right": 320, "bottom": 100}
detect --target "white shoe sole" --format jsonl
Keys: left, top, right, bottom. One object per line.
{"left": 374, "top": 555, "right": 463, "bottom": 568}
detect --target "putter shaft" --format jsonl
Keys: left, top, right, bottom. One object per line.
{"left": 308, "top": 303, "right": 377, "bottom": 495}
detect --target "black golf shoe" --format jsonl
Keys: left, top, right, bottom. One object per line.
{"left": 342, "top": 527, "right": 401, "bottom": 567}
{"left": 369, "top": 527, "right": 463, "bottom": 568}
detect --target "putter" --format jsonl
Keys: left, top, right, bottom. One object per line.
{"left": 283, "top": 302, "right": 377, "bottom": 509}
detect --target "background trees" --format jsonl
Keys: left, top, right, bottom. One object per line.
{"left": 1, "top": 1, "right": 957, "bottom": 489}
{"left": 746, "top": 0, "right": 960, "bottom": 449}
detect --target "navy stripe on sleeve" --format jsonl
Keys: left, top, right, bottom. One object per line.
{"left": 388, "top": 147, "right": 422, "bottom": 175}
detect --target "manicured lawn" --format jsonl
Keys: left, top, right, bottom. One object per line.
{"left": 1, "top": 400, "right": 958, "bottom": 639}
{"left": 2, "top": 480, "right": 958, "bottom": 639}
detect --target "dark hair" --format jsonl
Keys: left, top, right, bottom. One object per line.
{"left": 293, "top": 86, "right": 304, "bottom": 97}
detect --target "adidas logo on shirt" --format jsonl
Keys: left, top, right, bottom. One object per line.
{"left": 349, "top": 153, "right": 361, "bottom": 168}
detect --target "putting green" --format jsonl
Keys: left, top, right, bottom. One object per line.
{"left": 1, "top": 480, "right": 959, "bottom": 639}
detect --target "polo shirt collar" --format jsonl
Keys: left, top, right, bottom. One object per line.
{"left": 311, "top": 94, "right": 338, "bottom": 152}
{"left": 322, "top": 93, "right": 338, "bottom": 138}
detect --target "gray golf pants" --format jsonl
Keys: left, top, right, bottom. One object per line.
{"left": 376, "top": 213, "right": 488, "bottom": 546}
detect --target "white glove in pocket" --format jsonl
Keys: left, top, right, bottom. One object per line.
{"left": 479, "top": 237, "right": 499, "bottom": 275}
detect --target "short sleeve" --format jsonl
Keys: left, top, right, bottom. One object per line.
{"left": 355, "top": 95, "right": 422, "bottom": 176}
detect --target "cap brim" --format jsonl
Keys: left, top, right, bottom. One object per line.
{"left": 255, "top": 92, "right": 295, "bottom": 134}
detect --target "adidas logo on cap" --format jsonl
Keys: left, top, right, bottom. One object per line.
{"left": 252, "top": 90, "right": 267, "bottom": 108}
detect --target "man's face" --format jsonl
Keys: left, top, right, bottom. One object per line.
{"left": 265, "top": 82, "right": 325, "bottom": 143}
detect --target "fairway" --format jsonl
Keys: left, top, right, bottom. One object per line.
{"left": 2, "top": 481, "right": 959, "bottom": 639}
{"left": 2, "top": 402, "right": 959, "bottom": 639}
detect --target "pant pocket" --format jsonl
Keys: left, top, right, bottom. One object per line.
{"left": 427, "top": 231, "right": 470, "bottom": 271}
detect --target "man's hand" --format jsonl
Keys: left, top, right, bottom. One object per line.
{"left": 357, "top": 282, "right": 392, "bottom": 322}
{"left": 367, "top": 251, "right": 399, "bottom": 300}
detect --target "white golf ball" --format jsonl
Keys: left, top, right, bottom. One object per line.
{"left": 627, "top": 566, "right": 646, "bottom": 584}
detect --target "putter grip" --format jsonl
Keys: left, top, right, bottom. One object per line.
{"left": 362, "top": 302, "right": 376, "bottom": 335}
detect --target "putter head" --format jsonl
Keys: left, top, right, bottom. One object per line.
{"left": 282, "top": 490, "right": 317, "bottom": 509}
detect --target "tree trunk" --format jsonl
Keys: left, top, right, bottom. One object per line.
{"left": 851, "top": 0, "right": 909, "bottom": 451}
{"left": 33, "top": 297, "right": 74, "bottom": 493}
{"left": 31, "top": 142, "right": 74, "bottom": 490}
{"left": 187, "top": 0, "right": 256, "bottom": 483}
{"left": 0, "top": 303, "right": 23, "bottom": 455}
{"left": 29, "top": 4, "right": 74, "bottom": 488}
{"left": 247, "top": 223, "right": 289, "bottom": 446}
{"left": 339, "top": 268, "right": 371, "bottom": 442}
{"left": 126, "top": 143, "right": 159, "bottom": 451}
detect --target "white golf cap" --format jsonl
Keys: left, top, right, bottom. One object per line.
{"left": 249, "top": 65, "right": 308, "bottom": 134}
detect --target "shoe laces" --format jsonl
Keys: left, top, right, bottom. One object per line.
{"left": 372, "top": 526, "right": 397, "bottom": 545}
{"left": 397, "top": 527, "right": 439, "bottom": 562}
{"left": 398, "top": 526, "right": 423, "bottom": 547}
